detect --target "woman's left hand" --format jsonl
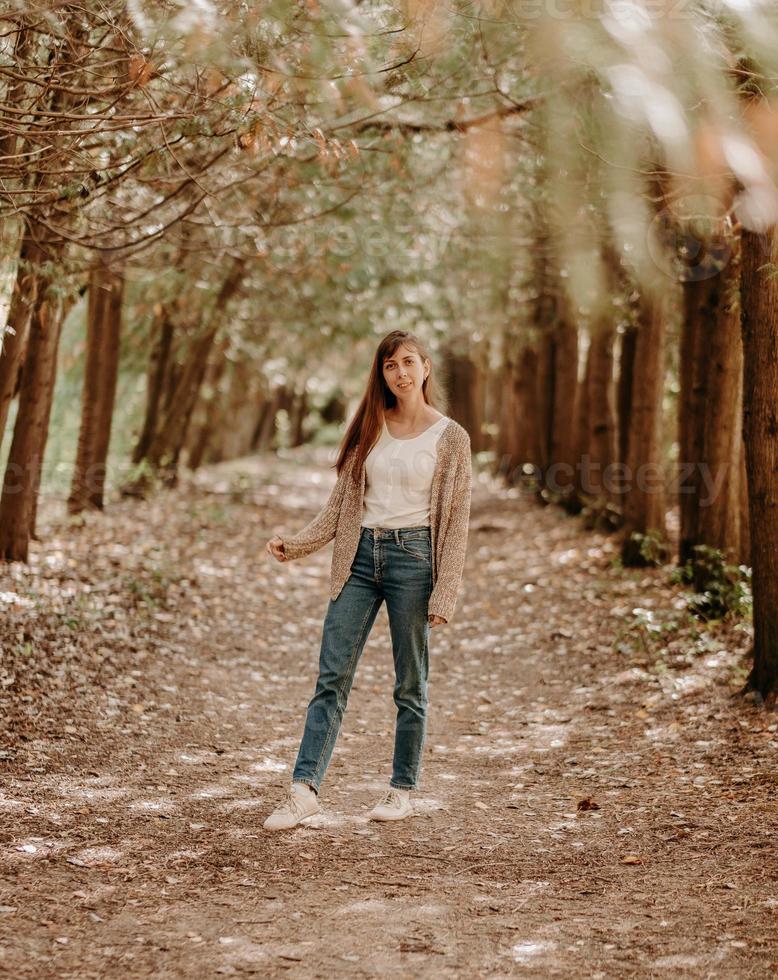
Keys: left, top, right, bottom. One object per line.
{"left": 428, "top": 614, "right": 446, "bottom": 628}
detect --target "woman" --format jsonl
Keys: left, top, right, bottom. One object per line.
{"left": 263, "top": 330, "right": 472, "bottom": 830}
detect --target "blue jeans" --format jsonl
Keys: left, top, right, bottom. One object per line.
{"left": 292, "top": 525, "right": 433, "bottom": 793}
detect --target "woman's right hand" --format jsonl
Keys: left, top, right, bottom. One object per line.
{"left": 266, "top": 534, "right": 287, "bottom": 562}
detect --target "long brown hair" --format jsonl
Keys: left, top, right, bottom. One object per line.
{"left": 333, "top": 330, "right": 445, "bottom": 480}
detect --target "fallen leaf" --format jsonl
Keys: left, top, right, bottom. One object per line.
{"left": 577, "top": 797, "right": 600, "bottom": 811}
{"left": 620, "top": 854, "right": 643, "bottom": 865}
{"left": 128, "top": 57, "right": 155, "bottom": 87}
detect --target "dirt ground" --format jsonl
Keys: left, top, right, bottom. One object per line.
{"left": 1, "top": 446, "right": 777, "bottom": 979}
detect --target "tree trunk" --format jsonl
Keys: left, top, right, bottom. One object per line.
{"left": 494, "top": 357, "right": 517, "bottom": 478}
{"left": 28, "top": 295, "right": 75, "bottom": 541}
{"left": 621, "top": 291, "right": 668, "bottom": 565}
{"left": 495, "top": 343, "right": 540, "bottom": 485}
{"left": 678, "top": 276, "right": 715, "bottom": 565}
{"left": 739, "top": 439, "right": 750, "bottom": 566}
{"left": 694, "top": 235, "right": 743, "bottom": 583}
{"left": 586, "top": 319, "right": 617, "bottom": 498}
{"left": 90, "top": 268, "right": 124, "bottom": 507}
{"left": 0, "top": 242, "right": 65, "bottom": 561}
{"left": 131, "top": 307, "right": 174, "bottom": 466}
{"left": 550, "top": 317, "right": 579, "bottom": 504}
{"left": 254, "top": 385, "right": 286, "bottom": 452}
{"left": 574, "top": 318, "right": 617, "bottom": 507}
{"left": 443, "top": 342, "right": 483, "bottom": 449}
{"left": 214, "top": 360, "right": 262, "bottom": 462}
{"left": 68, "top": 261, "right": 124, "bottom": 514}
{"left": 536, "top": 328, "right": 555, "bottom": 484}
{"left": 186, "top": 340, "right": 230, "bottom": 470}
{"left": 251, "top": 394, "right": 272, "bottom": 452}
{"left": 142, "top": 258, "right": 245, "bottom": 481}
{"left": 740, "top": 225, "right": 778, "bottom": 702}
{"left": 289, "top": 384, "right": 309, "bottom": 448}
{"left": 0, "top": 233, "right": 38, "bottom": 449}
{"left": 573, "top": 336, "right": 591, "bottom": 496}
{"left": 0, "top": 23, "right": 35, "bottom": 450}
{"left": 616, "top": 323, "right": 637, "bottom": 469}
{"left": 516, "top": 345, "right": 542, "bottom": 479}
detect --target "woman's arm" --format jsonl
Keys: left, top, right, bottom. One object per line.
{"left": 281, "top": 450, "right": 356, "bottom": 561}
{"left": 428, "top": 431, "right": 472, "bottom": 623}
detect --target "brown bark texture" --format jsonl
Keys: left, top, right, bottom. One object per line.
{"left": 535, "top": 330, "right": 555, "bottom": 478}
{"left": 549, "top": 316, "right": 579, "bottom": 498}
{"left": 131, "top": 307, "right": 174, "bottom": 466}
{"left": 516, "top": 345, "right": 542, "bottom": 478}
{"left": 442, "top": 342, "right": 484, "bottom": 452}
{"left": 693, "top": 235, "right": 743, "bottom": 582}
{"left": 0, "top": 238, "right": 65, "bottom": 561}
{"left": 186, "top": 354, "right": 227, "bottom": 471}
{"left": 621, "top": 291, "right": 668, "bottom": 565}
{"left": 616, "top": 323, "right": 637, "bottom": 469}
{"left": 494, "top": 358, "right": 518, "bottom": 477}
{"left": 579, "top": 318, "right": 617, "bottom": 500}
{"left": 68, "top": 261, "right": 124, "bottom": 514}
{"left": 679, "top": 273, "right": 722, "bottom": 565}
{"left": 0, "top": 233, "right": 38, "bottom": 449}
{"left": 740, "top": 226, "right": 778, "bottom": 700}
{"left": 738, "top": 439, "right": 750, "bottom": 566}
{"left": 141, "top": 258, "right": 245, "bottom": 479}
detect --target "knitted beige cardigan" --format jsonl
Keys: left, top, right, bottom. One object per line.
{"left": 282, "top": 419, "right": 472, "bottom": 623}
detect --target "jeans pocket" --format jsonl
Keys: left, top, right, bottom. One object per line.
{"left": 399, "top": 537, "right": 431, "bottom": 563}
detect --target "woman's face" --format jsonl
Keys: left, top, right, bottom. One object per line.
{"left": 382, "top": 343, "right": 429, "bottom": 399}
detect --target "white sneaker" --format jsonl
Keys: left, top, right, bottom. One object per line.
{"left": 263, "top": 782, "right": 320, "bottom": 831}
{"left": 367, "top": 787, "right": 413, "bottom": 822}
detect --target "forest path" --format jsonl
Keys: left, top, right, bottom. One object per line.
{"left": 1, "top": 447, "right": 776, "bottom": 979}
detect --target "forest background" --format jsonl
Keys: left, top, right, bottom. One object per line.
{"left": 1, "top": 0, "right": 777, "bottom": 700}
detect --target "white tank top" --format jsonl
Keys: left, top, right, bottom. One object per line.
{"left": 361, "top": 415, "right": 450, "bottom": 529}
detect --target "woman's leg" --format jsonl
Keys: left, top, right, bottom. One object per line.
{"left": 383, "top": 530, "right": 433, "bottom": 791}
{"left": 292, "top": 535, "right": 383, "bottom": 794}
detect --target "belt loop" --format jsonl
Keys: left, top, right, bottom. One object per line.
{"left": 394, "top": 529, "right": 400, "bottom": 545}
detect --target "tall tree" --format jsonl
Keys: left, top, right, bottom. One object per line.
{"left": 693, "top": 230, "right": 744, "bottom": 581}
{"left": 574, "top": 244, "right": 622, "bottom": 509}
{"left": 740, "top": 224, "right": 778, "bottom": 703}
{"left": 621, "top": 290, "right": 668, "bottom": 565}
{"left": 531, "top": 231, "right": 579, "bottom": 502}
{"left": 0, "top": 232, "right": 67, "bottom": 560}
{"left": 0, "top": 233, "right": 37, "bottom": 449}
{"left": 138, "top": 258, "right": 246, "bottom": 483}
{"left": 678, "top": 270, "right": 714, "bottom": 565}
{"left": 616, "top": 321, "right": 638, "bottom": 470}
{"left": 68, "top": 260, "right": 125, "bottom": 514}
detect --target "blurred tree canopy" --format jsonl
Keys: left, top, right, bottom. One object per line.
{"left": 1, "top": 0, "right": 777, "bottom": 442}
